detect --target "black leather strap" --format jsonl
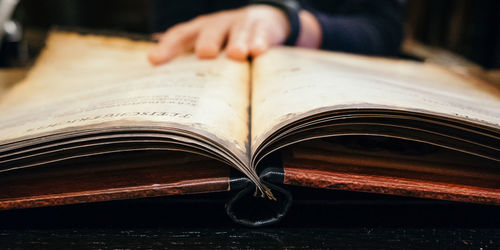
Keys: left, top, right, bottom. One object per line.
{"left": 225, "top": 181, "right": 292, "bottom": 227}
{"left": 226, "top": 152, "right": 290, "bottom": 227}
{"left": 250, "top": 0, "right": 301, "bottom": 46}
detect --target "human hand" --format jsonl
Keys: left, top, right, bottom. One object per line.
{"left": 148, "top": 4, "right": 321, "bottom": 65}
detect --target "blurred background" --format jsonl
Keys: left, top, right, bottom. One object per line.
{"left": 1, "top": 0, "right": 499, "bottom": 87}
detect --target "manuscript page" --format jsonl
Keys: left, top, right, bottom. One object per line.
{"left": 0, "top": 32, "right": 251, "bottom": 165}
{"left": 251, "top": 47, "right": 500, "bottom": 153}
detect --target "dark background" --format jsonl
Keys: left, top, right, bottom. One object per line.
{"left": 8, "top": 0, "right": 500, "bottom": 69}
{"left": 1, "top": 187, "right": 500, "bottom": 248}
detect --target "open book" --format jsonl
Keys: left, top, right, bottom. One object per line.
{"left": 1, "top": 31, "right": 499, "bottom": 226}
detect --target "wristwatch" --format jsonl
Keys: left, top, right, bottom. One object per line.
{"left": 250, "top": 0, "right": 301, "bottom": 46}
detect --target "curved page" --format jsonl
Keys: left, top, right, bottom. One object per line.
{"left": 0, "top": 32, "right": 251, "bottom": 175}
{"left": 251, "top": 47, "right": 500, "bottom": 155}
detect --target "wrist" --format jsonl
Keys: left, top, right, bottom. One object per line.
{"left": 296, "top": 10, "right": 322, "bottom": 48}
{"left": 250, "top": 0, "right": 301, "bottom": 46}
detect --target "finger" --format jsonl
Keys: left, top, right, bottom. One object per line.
{"left": 148, "top": 23, "right": 199, "bottom": 65}
{"left": 226, "top": 19, "right": 253, "bottom": 61}
{"left": 249, "top": 21, "right": 271, "bottom": 58}
{"left": 195, "top": 24, "right": 229, "bottom": 59}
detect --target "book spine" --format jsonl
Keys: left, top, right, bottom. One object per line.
{"left": 226, "top": 158, "right": 292, "bottom": 227}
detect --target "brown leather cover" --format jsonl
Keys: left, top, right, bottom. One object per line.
{"left": 0, "top": 154, "right": 230, "bottom": 210}
{"left": 283, "top": 158, "right": 500, "bottom": 205}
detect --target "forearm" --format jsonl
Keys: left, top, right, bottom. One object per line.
{"left": 312, "top": 12, "right": 403, "bottom": 56}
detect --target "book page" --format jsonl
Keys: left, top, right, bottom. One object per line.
{"left": 251, "top": 47, "right": 500, "bottom": 153}
{"left": 0, "top": 32, "right": 250, "bottom": 165}
{"left": 0, "top": 68, "right": 27, "bottom": 98}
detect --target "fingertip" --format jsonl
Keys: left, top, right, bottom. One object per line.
{"left": 249, "top": 43, "right": 268, "bottom": 58}
{"left": 148, "top": 54, "right": 161, "bottom": 66}
{"left": 226, "top": 45, "right": 249, "bottom": 61}
{"left": 196, "top": 45, "right": 220, "bottom": 59}
{"left": 148, "top": 48, "right": 167, "bottom": 66}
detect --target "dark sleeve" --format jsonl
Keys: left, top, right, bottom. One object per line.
{"left": 303, "top": 0, "right": 404, "bottom": 56}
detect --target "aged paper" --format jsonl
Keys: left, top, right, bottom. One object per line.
{"left": 0, "top": 68, "right": 27, "bottom": 98}
{"left": 251, "top": 47, "right": 500, "bottom": 153}
{"left": 0, "top": 32, "right": 251, "bottom": 167}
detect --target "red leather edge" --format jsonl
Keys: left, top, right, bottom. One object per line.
{"left": 0, "top": 177, "right": 229, "bottom": 210}
{"left": 283, "top": 165, "right": 500, "bottom": 205}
